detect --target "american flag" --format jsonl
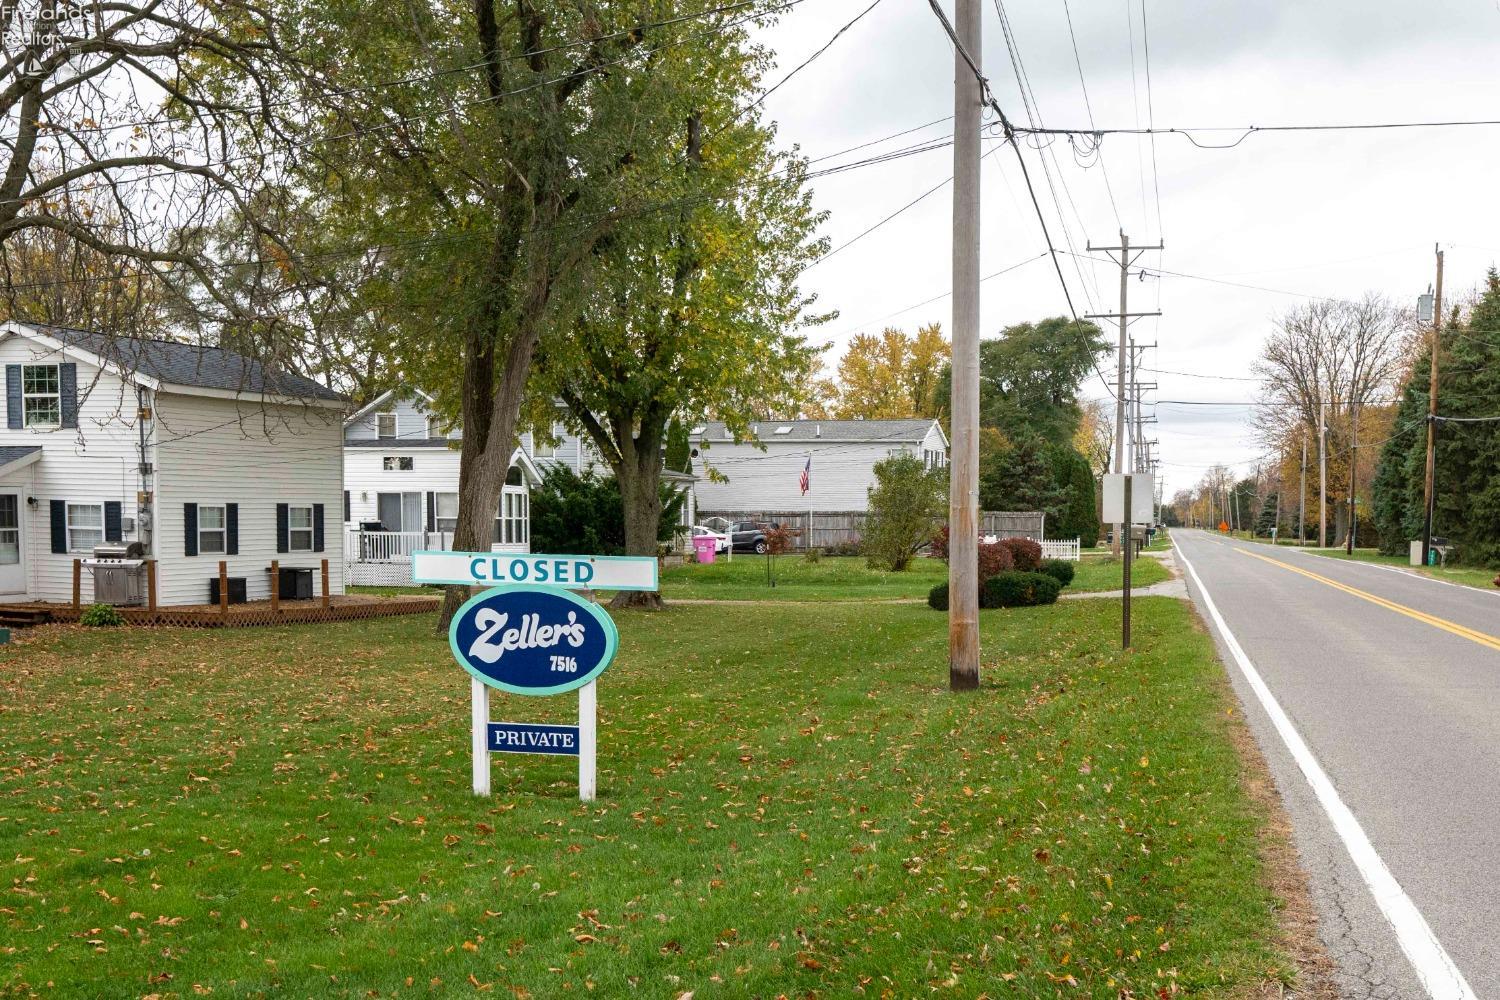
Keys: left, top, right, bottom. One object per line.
{"left": 799, "top": 454, "right": 811, "bottom": 495}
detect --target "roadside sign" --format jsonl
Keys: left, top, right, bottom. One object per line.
{"left": 413, "top": 551, "right": 658, "bottom": 591}
{"left": 488, "top": 722, "right": 580, "bottom": 756}
{"left": 1102, "top": 473, "right": 1155, "bottom": 524}
{"left": 445, "top": 582, "right": 618, "bottom": 803}
{"left": 449, "top": 585, "right": 618, "bottom": 696}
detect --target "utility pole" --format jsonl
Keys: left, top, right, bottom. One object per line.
{"left": 1421, "top": 246, "right": 1445, "bottom": 567}
{"left": 1086, "top": 232, "right": 1162, "bottom": 554}
{"left": 1298, "top": 431, "right": 1307, "bottom": 547}
{"left": 1346, "top": 401, "right": 1360, "bottom": 554}
{"left": 1318, "top": 406, "right": 1327, "bottom": 548}
{"left": 947, "top": 0, "right": 981, "bottom": 693}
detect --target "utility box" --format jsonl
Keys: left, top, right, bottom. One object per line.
{"left": 1410, "top": 540, "right": 1424, "bottom": 566}
{"left": 278, "top": 567, "right": 314, "bottom": 601}
{"left": 209, "top": 576, "right": 247, "bottom": 605}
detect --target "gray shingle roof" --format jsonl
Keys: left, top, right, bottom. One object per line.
{"left": 691, "top": 419, "right": 937, "bottom": 444}
{"left": 345, "top": 437, "right": 457, "bottom": 449}
{"left": 0, "top": 445, "right": 41, "bottom": 468}
{"left": 26, "top": 323, "right": 345, "bottom": 402}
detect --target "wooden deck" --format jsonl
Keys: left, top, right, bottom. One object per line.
{"left": 0, "top": 592, "right": 440, "bottom": 629}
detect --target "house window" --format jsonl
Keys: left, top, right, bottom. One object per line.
{"left": 66, "top": 502, "right": 103, "bottom": 552}
{"left": 288, "top": 505, "right": 314, "bottom": 551}
{"left": 532, "top": 422, "right": 558, "bottom": 459}
{"left": 198, "top": 504, "right": 226, "bottom": 554}
{"left": 21, "top": 364, "right": 60, "bottom": 428}
{"left": 382, "top": 456, "right": 414, "bottom": 471}
{"left": 377, "top": 412, "right": 397, "bottom": 440}
{"left": 377, "top": 492, "right": 423, "bottom": 532}
{"left": 495, "top": 488, "right": 529, "bottom": 546}
{"left": 435, "top": 492, "right": 458, "bottom": 532}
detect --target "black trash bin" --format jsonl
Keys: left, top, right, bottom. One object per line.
{"left": 209, "top": 576, "right": 247, "bottom": 605}
{"left": 278, "top": 567, "right": 314, "bottom": 600}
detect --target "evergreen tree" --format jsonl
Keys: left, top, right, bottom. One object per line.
{"left": 1432, "top": 269, "right": 1500, "bottom": 564}
{"left": 1048, "top": 445, "right": 1101, "bottom": 545}
{"left": 1256, "top": 492, "right": 1281, "bottom": 536}
{"left": 980, "top": 430, "right": 1065, "bottom": 526}
{"left": 1371, "top": 381, "right": 1427, "bottom": 555}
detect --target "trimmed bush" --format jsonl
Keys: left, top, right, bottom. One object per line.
{"left": 803, "top": 546, "right": 822, "bottom": 563}
{"left": 1038, "top": 558, "right": 1075, "bottom": 587}
{"left": 928, "top": 582, "right": 949, "bottom": 610}
{"left": 929, "top": 522, "right": 950, "bottom": 560}
{"left": 977, "top": 540, "right": 1015, "bottom": 581}
{"left": 80, "top": 603, "right": 125, "bottom": 627}
{"left": 1000, "top": 537, "right": 1043, "bottom": 572}
{"left": 982, "top": 571, "right": 1061, "bottom": 608}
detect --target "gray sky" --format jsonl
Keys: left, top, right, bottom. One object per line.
{"left": 755, "top": 0, "right": 1500, "bottom": 495}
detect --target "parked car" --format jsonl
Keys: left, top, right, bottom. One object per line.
{"left": 691, "top": 524, "right": 729, "bottom": 553}
{"left": 729, "top": 520, "right": 769, "bottom": 554}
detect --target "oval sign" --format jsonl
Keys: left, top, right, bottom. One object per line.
{"left": 448, "top": 584, "right": 619, "bottom": 696}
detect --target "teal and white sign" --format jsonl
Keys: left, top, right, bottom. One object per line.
{"left": 413, "top": 551, "right": 658, "bottom": 591}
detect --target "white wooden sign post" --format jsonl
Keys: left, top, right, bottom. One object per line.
{"left": 425, "top": 552, "right": 653, "bottom": 802}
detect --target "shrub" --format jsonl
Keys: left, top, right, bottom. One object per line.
{"left": 982, "top": 571, "right": 1061, "bottom": 608}
{"left": 977, "top": 540, "right": 1015, "bottom": 581}
{"left": 824, "top": 537, "right": 863, "bottom": 557}
{"left": 803, "top": 546, "right": 822, "bottom": 563}
{"left": 80, "top": 603, "right": 125, "bottom": 627}
{"left": 927, "top": 582, "right": 949, "bottom": 610}
{"left": 864, "top": 454, "right": 947, "bottom": 571}
{"left": 1000, "top": 537, "right": 1043, "bottom": 572}
{"left": 930, "top": 522, "right": 950, "bottom": 560}
{"left": 1038, "top": 558, "right": 1075, "bottom": 587}
{"left": 530, "top": 466, "right": 686, "bottom": 556}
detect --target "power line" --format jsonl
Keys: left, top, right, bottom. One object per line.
{"left": 1013, "top": 117, "right": 1500, "bottom": 147}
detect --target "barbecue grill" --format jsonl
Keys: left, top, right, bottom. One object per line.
{"left": 82, "top": 542, "right": 147, "bottom": 605}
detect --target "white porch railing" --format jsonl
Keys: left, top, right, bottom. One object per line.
{"left": 1040, "top": 538, "right": 1081, "bottom": 562}
{"left": 346, "top": 529, "right": 452, "bottom": 563}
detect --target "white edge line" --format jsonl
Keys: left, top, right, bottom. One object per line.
{"left": 1287, "top": 547, "right": 1500, "bottom": 601}
{"left": 1173, "top": 535, "right": 1475, "bottom": 1000}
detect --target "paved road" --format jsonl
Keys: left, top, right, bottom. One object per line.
{"left": 1173, "top": 529, "right": 1500, "bottom": 1000}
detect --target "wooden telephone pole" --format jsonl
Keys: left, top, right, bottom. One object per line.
{"left": 1086, "top": 232, "right": 1162, "bottom": 555}
{"left": 1299, "top": 431, "right": 1308, "bottom": 546}
{"left": 947, "top": 0, "right": 981, "bottom": 692}
{"left": 1421, "top": 246, "right": 1445, "bottom": 567}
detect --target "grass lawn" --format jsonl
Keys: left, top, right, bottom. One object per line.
{"left": 1303, "top": 547, "right": 1499, "bottom": 592}
{"left": 659, "top": 554, "right": 1168, "bottom": 602}
{"left": 0, "top": 596, "right": 1290, "bottom": 998}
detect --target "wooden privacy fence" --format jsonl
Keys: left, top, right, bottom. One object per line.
{"left": 700, "top": 510, "right": 1048, "bottom": 551}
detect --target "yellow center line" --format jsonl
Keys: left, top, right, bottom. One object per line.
{"left": 1235, "top": 546, "right": 1500, "bottom": 654}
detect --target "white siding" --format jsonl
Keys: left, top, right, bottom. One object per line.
{"left": 0, "top": 335, "right": 143, "bottom": 602}
{"left": 154, "top": 393, "right": 346, "bottom": 605}
{"left": 345, "top": 392, "right": 450, "bottom": 443}
{"left": 341, "top": 445, "right": 531, "bottom": 554}
{"left": 694, "top": 440, "right": 917, "bottom": 513}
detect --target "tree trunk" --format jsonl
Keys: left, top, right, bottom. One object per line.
{"left": 610, "top": 427, "right": 665, "bottom": 610}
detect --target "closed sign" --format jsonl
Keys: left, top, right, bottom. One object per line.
{"left": 449, "top": 585, "right": 618, "bottom": 696}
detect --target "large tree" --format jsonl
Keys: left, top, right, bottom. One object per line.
{"left": 225, "top": 1, "right": 787, "bottom": 621}
{"left": 538, "top": 83, "right": 827, "bottom": 608}
{"left": 808, "top": 324, "right": 949, "bottom": 420}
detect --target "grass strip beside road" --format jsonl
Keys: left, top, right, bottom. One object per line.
{"left": 1303, "top": 546, "right": 1499, "bottom": 593}
{"left": 1, "top": 597, "right": 1289, "bottom": 997}
{"left": 660, "top": 554, "right": 1167, "bottom": 601}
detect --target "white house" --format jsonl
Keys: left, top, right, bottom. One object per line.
{"left": 343, "top": 389, "right": 696, "bottom": 560}
{"left": 342, "top": 388, "right": 540, "bottom": 554}
{"left": 690, "top": 418, "right": 948, "bottom": 514}
{"left": 0, "top": 321, "right": 348, "bottom": 606}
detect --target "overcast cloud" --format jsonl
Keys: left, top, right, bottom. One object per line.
{"left": 753, "top": 0, "right": 1500, "bottom": 495}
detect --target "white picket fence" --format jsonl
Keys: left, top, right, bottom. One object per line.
{"left": 1040, "top": 538, "right": 1081, "bottom": 562}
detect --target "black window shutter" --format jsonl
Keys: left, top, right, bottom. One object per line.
{"left": 5, "top": 366, "right": 19, "bottom": 430}
{"left": 275, "top": 503, "right": 289, "bottom": 553}
{"left": 183, "top": 502, "right": 198, "bottom": 557}
{"left": 312, "top": 504, "right": 325, "bottom": 552}
{"left": 343, "top": 490, "right": 350, "bottom": 523}
{"left": 226, "top": 503, "right": 239, "bottom": 555}
{"left": 426, "top": 492, "right": 436, "bottom": 532}
{"left": 59, "top": 363, "right": 78, "bottom": 429}
{"left": 49, "top": 499, "right": 66, "bottom": 553}
{"left": 103, "top": 501, "right": 122, "bottom": 542}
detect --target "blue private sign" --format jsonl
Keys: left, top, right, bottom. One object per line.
{"left": 449, "top": 585, "right": 618, "bottom": 696}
